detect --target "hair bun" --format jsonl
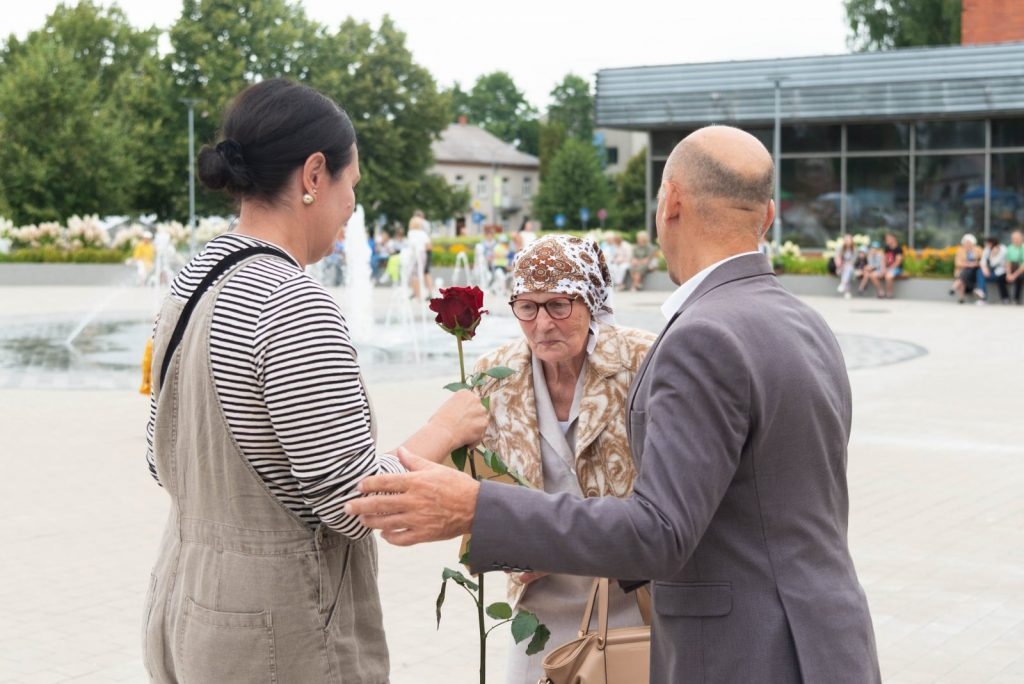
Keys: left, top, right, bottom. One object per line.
{"left": 216, "top": 139, "right": 245, "bottom": 167}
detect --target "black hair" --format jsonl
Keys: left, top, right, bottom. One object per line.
{"left": 196, "top": 78, "right": 356, "bottom": 203}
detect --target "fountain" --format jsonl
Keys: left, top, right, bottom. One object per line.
{"left": 1, "top": 212, "right": 527, "bottom": 390}
{"left": 343, "top": 205, "right": 374, "bottom": 342}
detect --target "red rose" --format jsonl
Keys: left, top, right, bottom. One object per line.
{"left": 428, "top": 286, "right": 488, "bottom": 340}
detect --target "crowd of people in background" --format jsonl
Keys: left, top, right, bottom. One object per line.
{"left": 829, "top": 232, "right": 907, "bottom": 300}
{"left": 950, "top": 229, "right": 1024, "bottom": 305}
{"left": 827, "top": 229, "right": 1024, "bottom": 305}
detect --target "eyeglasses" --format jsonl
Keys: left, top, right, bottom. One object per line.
{"left": 509, "top": 296, "right": 577, "bottom": 321}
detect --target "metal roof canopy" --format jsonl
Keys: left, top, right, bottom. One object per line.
{"left": 595, "top": 42, "right": 1024, "bottom": 129}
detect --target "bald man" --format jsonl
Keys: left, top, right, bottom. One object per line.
{"left": 348, "top": 126, "right": 880, "bottom": 682}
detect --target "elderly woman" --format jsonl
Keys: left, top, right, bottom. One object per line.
{"left": 471, "top": 235, "right": 656, "bottom": 684}
{"left": 952, "top": 233, "right": 984, "bottom": 303}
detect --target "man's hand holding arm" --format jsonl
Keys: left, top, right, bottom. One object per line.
{"left": 344, "top": 448, "right": 479, "bottom": 546}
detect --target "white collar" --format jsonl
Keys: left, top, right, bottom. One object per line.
{"left": 660, "top": 251, "right": 759, "bottom": 320}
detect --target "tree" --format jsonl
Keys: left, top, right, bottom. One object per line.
{"left": 462, "top": 72, "right": 538, "bottom": 150}
{"left": 547, "top": 74, "right": 594, "bottom": 143}
{"left": 0, "top": 2, "right": 152, "bottom": 224}
{"left": 533, "top": 138, "right": 611, "bottom": 231}
{"left": 613, "top": 147, "right": 647, "bottom": 231}
{"left": 116, "top": 51, "right": 190, "bottom": 219}
{"left": 0, "top": 39, "right": 136, "bottom": 224}
{"left": 2, "top": 1, "right": 157, "bottom": 94}
{"left": 446, "top": 82, "right": 473, "bottom": 121}
{"left": 306, "top": 15, "right": 462, "bottom": 226}
{"left": 169, "top": 0, "right": 326, "bottom": 217}
{"left": 844, "top": 0, "right": 961, "bottom": 50}
{"left": 538, "top": 122, "right": 567, "bottom": 179}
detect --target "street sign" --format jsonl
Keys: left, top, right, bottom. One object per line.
{"left": 377, "top": 213, "right": 387, "bottom": 227}
{"left": 554, "top": 213, "right": 566, "bottom": 228}
{"left": 597, "top": 208, "right": 607, "bottom": 221}
{"left": 579, "top": 208, "right": 590, "bottom": 227}
{"left": 471, "top": 211, "right": 485, "bottom": 224}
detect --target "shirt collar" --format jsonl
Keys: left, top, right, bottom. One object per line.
{"left": 660, "top": 251, "right": 760, "bottom": 320}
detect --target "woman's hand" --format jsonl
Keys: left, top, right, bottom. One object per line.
{"left": 431, "top": 389, "right": 489, "bottom": 451}
{"left": 517, "top": 571, "right": 549, "bottom": 585}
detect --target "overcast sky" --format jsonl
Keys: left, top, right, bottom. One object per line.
{"left": 4, "top": 0, "right": 852, "bottom": 109}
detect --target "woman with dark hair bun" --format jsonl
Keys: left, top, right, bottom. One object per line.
{"left": 141, "top": 79, "right": 487, "bottom": 682}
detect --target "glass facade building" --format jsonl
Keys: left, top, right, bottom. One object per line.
{"left": 596, "top": 43, "right": 1024, "bottom": 248}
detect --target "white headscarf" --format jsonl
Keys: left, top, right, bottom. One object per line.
{"left": 511, "top": 235, "right": 616, "bottom": 335}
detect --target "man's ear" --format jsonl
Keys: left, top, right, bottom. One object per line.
{"left": 659, "top": 180, "right": 682, "bottom": 225}
{"left": 760, "top": 199, "right": 776, "bottom": 238}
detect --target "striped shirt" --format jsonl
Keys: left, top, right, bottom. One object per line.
{"left": 145, "top": 233, "right": 403, "bottom": 539}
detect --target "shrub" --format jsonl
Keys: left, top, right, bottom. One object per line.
{"left": 0, "top": 246, "right": 125, "bottom": 263}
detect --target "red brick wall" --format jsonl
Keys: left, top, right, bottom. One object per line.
{"left": 962, "top": 0, "right": 1024, "bottom": 44}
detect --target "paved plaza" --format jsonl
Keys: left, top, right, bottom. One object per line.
{"left": 1, "top": 283, "right": 1022, "bottom": 683}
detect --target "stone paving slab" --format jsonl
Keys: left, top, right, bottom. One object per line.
{"left": 0, "top": 284, "right": 1022, "bottom": 683}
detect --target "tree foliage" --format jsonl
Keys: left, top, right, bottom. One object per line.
{"left": 844, "top": 0, "right": 961, "bottom": 50}
{"left": 547, "top": 74, "right": 594, "bottom": 143}
{"left": 457, "top": 71, "right": 538, "bottom": 151}
{"left": 0, "top": 1, "right": 464, "bottom": 226}
{"left": 305, "top": 15, "right": 460, "bottom": 226}
{"left": 613, "top": 147, "right": 647, "bottom": 231}
{"left": 532, "top": 139, "right": 611, "bottom": 231}
{"left": 0, "top": 2, "right": 147, "bottom": 224}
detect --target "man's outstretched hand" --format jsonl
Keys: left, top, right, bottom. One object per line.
{"left": 345, "top": 447, "right": 480, "bottom": 546}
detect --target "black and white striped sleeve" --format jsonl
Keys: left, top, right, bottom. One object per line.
{"left": 254, "top": 275, "right": 403, "bottom": 539}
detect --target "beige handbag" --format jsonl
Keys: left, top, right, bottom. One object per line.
{"left": 538, "top": 579, "right": 651, "bottom": 684}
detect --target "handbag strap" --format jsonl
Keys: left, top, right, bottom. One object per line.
{"left": 635, "top": 584, "right": 652, "bottom": 626}
{"left": 578, "top": 578, "right": 652, "bottom": 648}
{"left": 158, "top": 245, "right": 291, "bottom": 388}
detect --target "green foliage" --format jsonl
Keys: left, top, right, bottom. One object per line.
{"left": 778, "top": 254, "right": 830, "bottom": 275}
{"left": 0, "top": 247, "right": 125, "bottom": 263}
{"left": 613, "top": 147, "right": 647, "bottom": 231}
{"left": 485, "top": 602, "right": 513, "bottom": 620}
{"left": 533, "top": 139, "right": 612, "bottom": 231}
{"left": 0, "top": 2, "right": 150, "bottom": 225}
{"left": 0, "top": 42, "right": 135, "bottom": 224}
{"left": 306, "top": 16, "right": 457, "bottom": 228}
{"left": 548, "top": 74, "right": 594, "bottom": 143}
{"left": 459, "top": 71, "right": 538, "bottom": 150}
{"left": 902, "top": 248, "right": 956, "bottom": 277}
{"left": 844, "top": 0, "right": 961, "bottom": 51}
{"left": 0, "top": 3, "right": 500, "bottom": 230}
{"left": 169, "top": 0, "right": 327, "bottom": 218}
{"left": 538, "top": 121, "right": 568, "bottom": 179}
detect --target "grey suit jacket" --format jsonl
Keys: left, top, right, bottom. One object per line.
{"left": 469, "top": 254, "right": 881, "bottom": 683}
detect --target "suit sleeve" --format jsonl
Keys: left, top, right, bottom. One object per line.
{"left": 468, "top": 317, "right": 751, "bottom": 580}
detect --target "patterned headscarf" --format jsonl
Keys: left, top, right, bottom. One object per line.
{"left": 512, "top": 234, "right": 615, "bottom": 325}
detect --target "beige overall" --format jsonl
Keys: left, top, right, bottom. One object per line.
{"left": 142, "top": 255, "right": 389, "bottom": 683}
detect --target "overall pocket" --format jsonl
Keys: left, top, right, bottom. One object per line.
{"left": 178, "top": 596, "right": 275, "bottom": 684}
{"left": 323, "top": 544, "right": 353, "bottom": 633}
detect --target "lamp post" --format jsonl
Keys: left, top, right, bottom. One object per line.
{"left": 181, "top": 98, "right": 201, "bottom": 256}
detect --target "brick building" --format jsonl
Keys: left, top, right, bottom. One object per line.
{"left": 962, "top": 0, "right": 1024, "bottom": 45}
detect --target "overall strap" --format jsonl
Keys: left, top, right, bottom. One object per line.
{"left": 158, "top": 245, "right": 291, "bottom": 387}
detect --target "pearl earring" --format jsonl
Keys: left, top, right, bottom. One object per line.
{"left": 302, "top": 193, "right": 315, "bottom": 206}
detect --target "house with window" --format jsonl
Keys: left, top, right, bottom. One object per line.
{"left": 431, "top": 118, "right": 540, "bottom": 233}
